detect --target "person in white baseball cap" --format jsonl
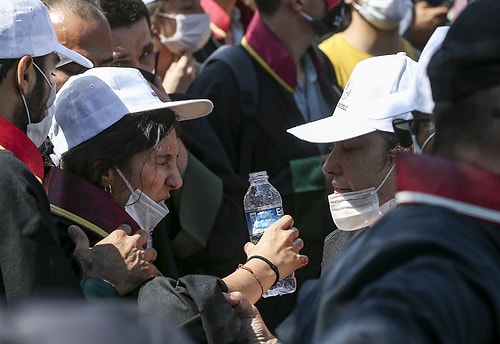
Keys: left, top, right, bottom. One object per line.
{"left": 0, "top": 0, "right": 93, "bottom": 148}
{"left": 0, "top": 0, "right": 158, "bottom": 304}
{"left": 48, "top": 66, "right": 213, "bottom": 247}
{"left": 288, "top": 52, "right": 417, "bottom": 271}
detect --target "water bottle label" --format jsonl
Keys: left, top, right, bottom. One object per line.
{"left": 245, "top": 206, "right": 283, "bottom": 235}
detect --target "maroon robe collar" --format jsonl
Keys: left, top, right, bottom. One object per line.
{"left": 395, "top": 153, "right": 500, "bottom": 225}
{"left": 43, "top": 166, "right": 141, "bottom": 238}
{"left": 242, "top": 11, "right": 323, "bottom": 92}
{"left": 0, "top": 116, "right": 44, "bottom": 181}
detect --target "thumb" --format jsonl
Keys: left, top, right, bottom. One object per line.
{"left": 68, "top": 225, "right": 90, "bottom": 251}
{"left": 244, "top": 241, "right": 255, "bottom": 255}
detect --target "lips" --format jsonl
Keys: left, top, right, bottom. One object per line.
{"left": 332, "top": 183, "right": 351, "bottom": 194}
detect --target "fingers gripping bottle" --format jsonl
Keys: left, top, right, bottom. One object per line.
{"left": 243, "top": 171, "right": 296, "bottom": 297}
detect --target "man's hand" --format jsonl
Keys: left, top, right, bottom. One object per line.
{"left": 162, "top": 53, "right": 198, "bottom": 93}
{"left": 410, "top": 1, "right": 449, "bottom": 50}
{"left": 68, "top": 224, "right": 158, "bottom": 296}
{"left": 225, "top": 292, "right": 278, "bottom": 344}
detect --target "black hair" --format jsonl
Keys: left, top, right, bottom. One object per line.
{"left": 100, "top": 0, "right": 151, "bottom": 29}
{"left": 0, "top": 59, "right": 18, "bottom": 83}
{"left": 61, "top": 109, "right": 178, "bottom": 188}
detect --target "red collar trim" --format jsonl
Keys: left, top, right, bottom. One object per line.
{"left": 0, "top": 116, "right": 44, "bottom": 180}
{"left": 395, "top": 153, "right": 500, "bottom": 224}
{"left": 43, "top": 167, "right": 141, "bottom": 237}
{"left": 243, "top": 12, "right": 296, "bottom": 90}
{"left": 243, "top": 12, "right": 323, "bottom": 92}
{"left": 201, "top": 0, "right": 231, "bottom": 40}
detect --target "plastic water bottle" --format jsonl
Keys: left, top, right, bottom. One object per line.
{"left": 243, "top": 171, "right": 296, "bottom": 297}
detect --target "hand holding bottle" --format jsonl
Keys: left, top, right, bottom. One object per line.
{"left": 243, "top": 215, "right": 309, "bottom": 289}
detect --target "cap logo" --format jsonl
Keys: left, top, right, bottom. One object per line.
{"left": 337, "top": 79, "right": 353, "bottom": 111}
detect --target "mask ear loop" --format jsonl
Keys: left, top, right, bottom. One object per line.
{"left": 115, "top": 168, "right": 141, "bottom": 205}
{"left": 375, "top": 164, "right": 396, "bottom": 192}
{"left": 420, "top": 132, "right": 436, "bottom": 153}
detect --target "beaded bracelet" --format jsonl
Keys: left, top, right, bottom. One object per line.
{"left": 237, "top": 264, "right": 264, "bottom": 296}
{"left": 246, "top": 255, "right": 280, "bottom": 287}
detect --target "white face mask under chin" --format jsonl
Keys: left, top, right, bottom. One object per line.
{"left": 328, "top": 164, "right": 395, "bottom": 231}
{"left": 352, "top": 0, "right": 413, "bottom": 30}
{"left": 158, "top": 13, "right": 211, "bottom": 55}
{"left": 25, "top": 62, "right": 57, "bottom": 147}
{"left": 115, "top": 168, "right": 170, "bottom": 248}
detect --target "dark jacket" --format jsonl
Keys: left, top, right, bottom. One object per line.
{"left": 277, "top": 153, "right": 500, "bottom": 343}
{"left": 0, "top": 118, "right": 83, "bottom": 304}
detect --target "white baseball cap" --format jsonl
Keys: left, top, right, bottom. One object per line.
{"left": 287, "top": 53, "right": 417, "bottom": 143}
{"left": 409, "top": 26, "right": 450, "bottom": 114}
{"left": 50, "top": 67, "right": 213, "bottom": 160}
{"left": 0, "top": 0, "right": 92, "bottom": 68}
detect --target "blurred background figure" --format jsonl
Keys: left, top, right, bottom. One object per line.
{"left": 144, "top": 0, "right": 210, "bottom": 93}
{"left": 319, "top": 0, "right": 418, "bottom": 90}
{"left": 196, "top": 0, "right": 255, "bottom": 61}
{"left": 0, "top": 301, "right": 194, "bottom": 344}
{"left": 400, "top": 0, "right": 450, "bottom": 51}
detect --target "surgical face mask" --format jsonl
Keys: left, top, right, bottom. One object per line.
{"left": 157, "top": 13, "right": 211, "bottom": 55}
{"left": 23, "top": 62, "right": 56, "bottom": 147}
{"left": 301, "top": 1, "right": 345, "bottom": 37}
{"left": 116, "top": 168, "right": 170, "bottom": 248}
{"left": 328, "top": 164, "right": 395, "bottom": 231}
{"left": 352, "top": 0, "right": 413, "bottom": 30}
{"left": 412, "top": 131, "right": 435, "bottom": 154}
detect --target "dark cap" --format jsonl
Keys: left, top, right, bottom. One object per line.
{"left": 428, "top": 0, "right": 500, "bottom": 102}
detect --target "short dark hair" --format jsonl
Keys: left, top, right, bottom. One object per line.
{"left": 0, "top": 59, "right": 18, "bottom": 83}
{"left": 0, "top": 55, "right": 48, "bottom": 87}
{"left": 61, "top": 109, "right": 178, "bottom": 188}
{"left": 100, "top": 0, "right": 151, "bottom": 29}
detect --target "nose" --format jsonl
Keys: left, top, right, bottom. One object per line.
{"left": 167, "top": 165, "right": 183, "bottom": 190}
{"left": 322, "top": 147, "right": 342, "bottom": 176}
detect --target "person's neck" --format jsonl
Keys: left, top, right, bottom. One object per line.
{"left": 342, "top": 10, "right": 403, "bottom": 56}
{"left": 262, "top": 10, "right": 314, "bottom": 71}
{"left": 215, "top": 0, "right": 237, "bottom": 14}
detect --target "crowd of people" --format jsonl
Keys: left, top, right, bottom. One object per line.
{"left": 0, "top": 0, "right": 498, "bottom": 343}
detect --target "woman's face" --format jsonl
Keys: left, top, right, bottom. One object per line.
{"left": 112, "top": 129, "right": 183, "bottom": 206}
{"left": 323, "top": 131, "right": 396, "bottom": 205}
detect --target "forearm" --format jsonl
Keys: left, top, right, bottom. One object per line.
{"left": 222, "top": 258, "right": 277, "bottom": 304}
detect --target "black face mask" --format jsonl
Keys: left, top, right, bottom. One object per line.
{"left": 310, "top": 1, "right": 345, "bottom": 37}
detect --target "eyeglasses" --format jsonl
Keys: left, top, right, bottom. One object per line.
{"left": 392, "top": 117, "right": 432, "bottom": 148}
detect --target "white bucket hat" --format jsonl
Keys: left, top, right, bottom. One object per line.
{"left": 0, "top": 0, "right": 92, "bottom": 68}
{"left": 288, "top": 52, "right": 417, "bottom": 143}
{"left": 50, "top": 67, "right": 213, "bottom": 161}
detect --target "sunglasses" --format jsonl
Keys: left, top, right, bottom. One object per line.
{"left": 392, "top": 118, "right": 432, "bottom": 148}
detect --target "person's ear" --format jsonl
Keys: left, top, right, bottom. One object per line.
{"left": 101, "top": 167, "right": 116, "bottom": 190}
{"left": 16, "top": 55, "right": 34, "bottom": 97}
